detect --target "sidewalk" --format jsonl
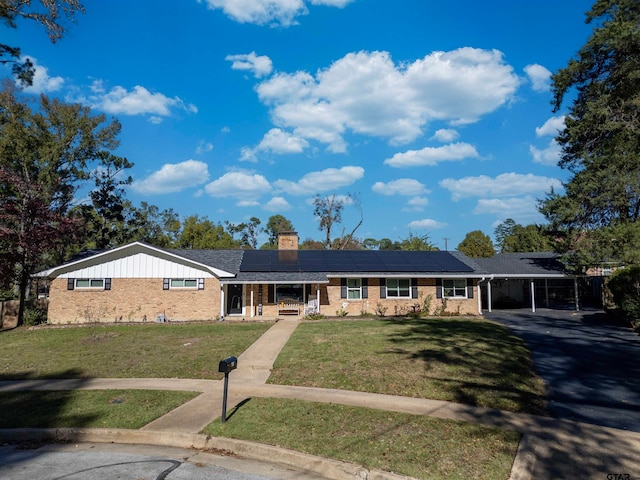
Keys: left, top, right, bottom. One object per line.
{"left": 2, "top": 317, "right": 640, "bottom": 480}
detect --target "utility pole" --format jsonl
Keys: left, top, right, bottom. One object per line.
{"left": 443, "top": 237, "right": 449, "bottom": 251}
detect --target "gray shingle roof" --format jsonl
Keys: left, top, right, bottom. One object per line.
{"left": 473, "top": 252, "right": 567, "bottom": 276}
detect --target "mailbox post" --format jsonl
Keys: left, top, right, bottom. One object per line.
{"left": 218, "top": 356, "right": 237, "bottom": 423}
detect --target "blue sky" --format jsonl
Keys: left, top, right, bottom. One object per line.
{"left": 8, "top": 0, "right": 595, "bottom": 249}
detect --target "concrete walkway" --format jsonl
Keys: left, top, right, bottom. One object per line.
{"left": 2, "top": 317, "right": 640, "bottom": 479}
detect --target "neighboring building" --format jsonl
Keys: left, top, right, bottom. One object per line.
{"left": 35, "top": 235, "right": 578, "bottom": 325}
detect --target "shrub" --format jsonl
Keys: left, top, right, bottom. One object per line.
{"left": 23, "top": 307, "right": 47, "bottom": 327}
{"left": 374, "top": 302, "right": 388, "bottom": 317}
{"left": 607, "top": 266, "right": 640, "bottom": 331}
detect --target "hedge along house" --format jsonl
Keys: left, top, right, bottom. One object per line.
{"left": 36, "top": 233, "right": 488, "bottom": 324}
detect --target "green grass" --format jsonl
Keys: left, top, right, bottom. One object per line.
{"left": 203, "top": 397, "right": 520, "bottom": 480}
{"left": 0, "top": 390, "right": 199, "bottom": 429}
{"left": 0, "top": 322, "right": 271, "bottom": 379}
{"left": 268, "top": 318, "right": 547, "bottom": 414}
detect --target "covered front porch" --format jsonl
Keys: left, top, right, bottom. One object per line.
{"left": 219, "top": 281, "right": 327, "bottom": 319}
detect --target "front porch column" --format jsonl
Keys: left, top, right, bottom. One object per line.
{"left": 220, "top": 285, "right": 225, "bottom": 319}
{"left": 317, "top": 286, "right": 321, "bottom": 314}
{"left": 250, "top": 286, "right": 254, "bottom": 318}
{"left": 477, "top": 281, "right": 482, "bottom": 314}
{"left": 530, "top": 279, "right": 536, "bottom": 313}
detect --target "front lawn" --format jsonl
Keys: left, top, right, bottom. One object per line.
{"left": 268, "top": 317, "right": 547, "bottom": 414}
{"left": 0, "top": 322, "right": 271, "bottom": 379}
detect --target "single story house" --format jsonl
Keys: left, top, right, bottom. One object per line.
{"left": 35, "top": 233, "right": 578, "bottom": 324}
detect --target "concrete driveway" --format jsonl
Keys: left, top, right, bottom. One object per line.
{"left": 485, "top": 309, "right": 640, "bottom": 432}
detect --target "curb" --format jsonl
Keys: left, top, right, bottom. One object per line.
{"left": 0, "top": 428, "right": 417, "bottom": 480}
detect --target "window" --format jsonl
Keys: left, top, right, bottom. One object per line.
{"left": 75, "top": 279, "right": 105, "bottom": 289}
{"left": 386, "top": 278, "right": 411, "bottom": 298}
{"left": 347, "top": 278, "right": 361, "bottom": 300}
{"left": 443, "top": 279, "right": 467, "bottom": 298}
{"left": 170, "top": 278, "right": 198, "bottom": 289}
{"left": 276, "top": 284, "right": 303, "bottom": 302}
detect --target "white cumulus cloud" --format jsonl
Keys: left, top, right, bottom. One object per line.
{"left": 204, "top": 171, "right": 272, "bottom": 200}
{"left": 530, "top": 141, "right": 562, "bottom": 166}
{"left": 407, "top": 219, "right": 447, "bottom": 230}
{"left": 226, "top": 52, "right": 273, "bottom": 78}
{"left": 535, "top": 116, "right": 566, "bottom": 137}
{"left": 241, "top": 128, "right": 310, "bottom": 161}
{"left": 19, "top": 56, "right": 64, "bottom": 94}
{"left": 524, "top": 63, "right": 552, "bottom": 92}
{"left": 474, "top": 196, "right": 544, "bottom": 223}
{"left": 87, "top": 84, "right": 197, "bottom": 120}
{"left": 440, "top": 172, "right": 562, "bottom": 201}
{"left": 131, "top": 160, "right": 210, "bottom": 195}
{"left": 273, "top": 166, "right": 364, "bottom": 195}
{"left": 255, "top": 48, "right": 519, "bottom": 151}
{"left": 371, "top": 179, "right": 428, "bottom": 196}
{"left": 199, "top": 0, "right": 355, "bottom": 26}
{"left": 384, "top": 142, "right": 479, "bottom": 168}
{"left": 430, "top": 129, "right": 459, "bottom": 143}
{"left": 264, "top": 196, "right": 292, "bottom": 211}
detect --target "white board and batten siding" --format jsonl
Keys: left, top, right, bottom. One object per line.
{"left": 57, "top": 252, "right": 215, "bottom": 279}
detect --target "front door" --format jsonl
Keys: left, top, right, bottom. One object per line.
{"left": 227, "top": 284, "right": 243, "bottom": 315}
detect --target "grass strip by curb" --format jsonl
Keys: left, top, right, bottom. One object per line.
{"left": 203, "top": 397, "right": 520, "bottom": 480}
{"left": 0, "top": 390, "right": 199, "bottom": 429}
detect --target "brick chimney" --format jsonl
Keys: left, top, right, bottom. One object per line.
{"left": 277, "top": 231, "right": 299, "bottom": 250}
{"left": 278, "top": 231, "right": 299, "bottom": 263}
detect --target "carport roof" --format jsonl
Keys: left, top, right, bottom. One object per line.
{"left": 473, "top": 252, "right": 569, "bottom": 277}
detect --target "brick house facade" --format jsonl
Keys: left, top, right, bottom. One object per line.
{"left": 37, "top": 235, "right": 490, "bottom": 324}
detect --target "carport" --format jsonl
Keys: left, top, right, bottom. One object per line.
{"left": 474, "top": 253, "right": 578, "bottom": 313}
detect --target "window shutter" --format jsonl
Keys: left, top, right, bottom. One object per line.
{"left": 436, "top": 278, "right": 443, "bottom": 299}
{"left": 104, "top": 278, "right": 112, "bottom": 291}
{"left": 163, "top": 278, "right": 170, "bottom": 290}
{"left": 340, "top": 278, "right": 347, "bottom": 299}
{"left": 362, "top": 278, "right": 368, "bottom": 299}
{"left": 198, "top": 278, "right": 205, "bottom": 290}
{"left": 268, "top": 285, "right": 274, "bottom": 303}
{"left": 67, "top": 278, "right": 75, "bottom": 290}
{"left": 411, "top": 278, "right": 418, "bottom": 299}
{"left": 467, "top": 278, "right": 474, "bottom": 299}
{"left": 379, "top": 278, "right": 386, "bottom": 299}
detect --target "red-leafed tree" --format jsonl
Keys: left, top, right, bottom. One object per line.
{"left": 0, "top": 169, "right": 79, "bottom": 324}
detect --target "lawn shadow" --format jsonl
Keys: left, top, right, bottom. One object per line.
{"left": 0, "top": 369, "right": 98, "bottom": 471}
{"left": 380, "top": 317, "right": 548, "bottom": 415}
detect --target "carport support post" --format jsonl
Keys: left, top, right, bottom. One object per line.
{"left": 530, "top": 279, "right": 536, "bottom": 313}
{"left": 574, "top": 277, "right": 580, "bottom": 311}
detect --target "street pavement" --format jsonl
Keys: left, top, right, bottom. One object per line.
{"left": 2, "top": 313, "right": 640, "bottom": 479}
{"left": 0, "top": 442, "right": 327, "bottom": 480}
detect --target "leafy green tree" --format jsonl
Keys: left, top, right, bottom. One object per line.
{"left": 0, "top": 85, "right": 124, "bottom": 324}
{"left": 128, "top": 201, "right": 180, "bottom": 248}
{"left": 457, "top": 230, "right": 495, "bottom": 257}
{"left": 494, "top": 219, "right": 553, "bottom": 253}
{"left": 1, "top": 1, "right": 84, "bottom": 85}
{"left": 494, "top": 218, "right": 517, "bottom": 252}
{"left": 178, "top": 215, "right": 239, "bottom": 249}
{"left": 75, "top": 152, "right": 133, "bottom": 250}
{"left": 397, "top": 233, "right": 438, "bottom": 251}
{"left": 261, "top": 214, "right": 294, "bottom": 249}
{"left": 226, "top": 216, "right": 261, "bottom": 249}
{"left": 378, "top": 238, "right": 400, "bottom": 250}
{"left": 539, "top": 0, "right": 640, "bottom": 269}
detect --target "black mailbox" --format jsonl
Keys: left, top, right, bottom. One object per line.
{"left": 218, "top": 356, "right": 238, "bottom": 374}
